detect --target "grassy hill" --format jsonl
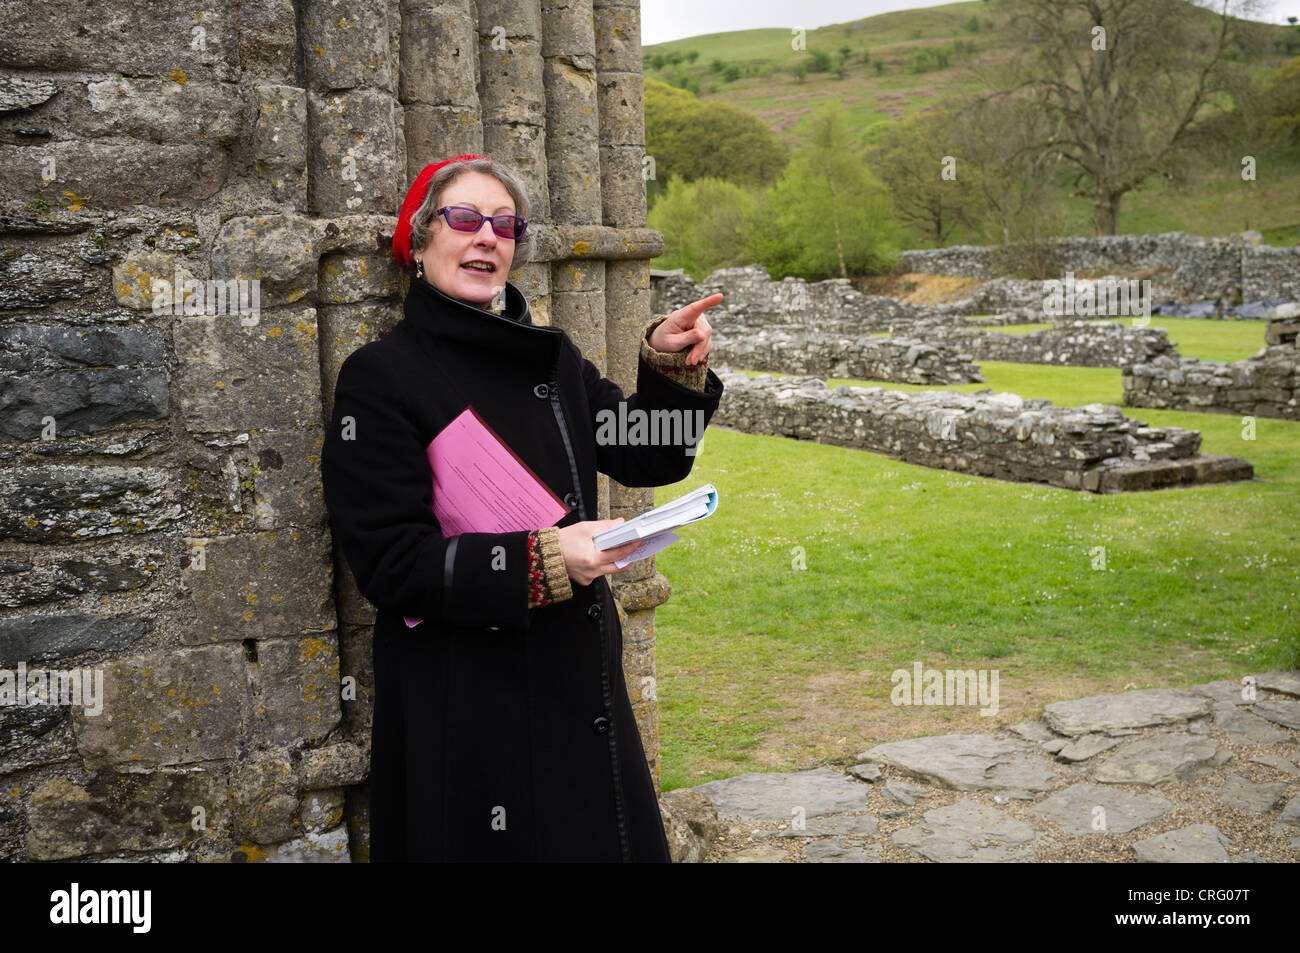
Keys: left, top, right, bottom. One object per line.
{"left": 645, "top": 1, "right": 1300, "bottom": 246}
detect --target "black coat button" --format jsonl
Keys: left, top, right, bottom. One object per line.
{"left": 587, "top": 602, "right": 602, "bottom": 623}
{"left": 533, "top": 383, "right": 549, "bottom": 399}
{"left": 564, "top": 492, "right": 577, "bottom": 509}
{"left": 592, "top": 716, "right": 610, "bottom": 735}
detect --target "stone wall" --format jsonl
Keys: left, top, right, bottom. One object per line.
{"left": 909, "top": 321, "right": 1179, "bottom": 368}
{"left": 1124, "top": 347, "right": 1300, "bottom": 421}
{"left": 654, "top": 265, "right": 930, "bottom": 334}
{"left": 898, "top": 232, "right": 1300, "bottom": 304}
{"left": 716, "top": 328, "right": 983, "bottom": 385}
{"left": 712, "top": 371, "right": 1253, "bottom": 493}
{"left": 0, "top": 0, "right": 669, "bottom": 862}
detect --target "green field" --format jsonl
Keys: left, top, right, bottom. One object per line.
{"left": 651, "top": 317, "right": 1299, "bottom": 790}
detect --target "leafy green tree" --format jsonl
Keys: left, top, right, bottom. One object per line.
{"left": 644, "top": 78, "right": 789, "bottom": 195}
{"left": 865, "top": 107, "right": 985, "bottom": 246}
{"left": 746, "top": 102, "right": 901, "bottom": 278}
{"left": 648, "top": 175, "right": 759, "bottom": 279}
{"left": 808, "top": 49, "right": 831, "bottom": 71}
{"left": 685, "top": 49, "right": 700, "bottom": 63}
{"left": 1260, "top": 56, "right": 1300, "bottom": 148}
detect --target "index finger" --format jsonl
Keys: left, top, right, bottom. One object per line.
{"left": 678, "top": 293, "right": 723, "bottom": 323}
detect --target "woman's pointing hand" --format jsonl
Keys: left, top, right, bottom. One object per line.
{"left": 648, "top": 293, "right": 722, "bottom": 366}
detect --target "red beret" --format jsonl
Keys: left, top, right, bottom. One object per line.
{"left": 392, "top": 154, "right": 488, "bottom": 269}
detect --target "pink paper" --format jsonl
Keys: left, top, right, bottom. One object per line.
{"left": 405, "top": 406, "right": 570, "bottom": 627}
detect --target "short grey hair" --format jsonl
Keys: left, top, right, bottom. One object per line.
{"left": 404, "top": 157, "right": 534, "bottom": 275}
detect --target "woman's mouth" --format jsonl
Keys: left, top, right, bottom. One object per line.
{"left": 461, "top": 261, "right": 496, "bottom": 274}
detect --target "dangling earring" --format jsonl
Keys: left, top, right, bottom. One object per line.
{"left": 415, "top": 258, "right": 424, "bottom": 279}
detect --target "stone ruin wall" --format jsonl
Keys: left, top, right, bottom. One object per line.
{"left": 717, "top": 329, "right": 984, "bottom": 386}
{"left": 655, "top": 260, "right": 1300, "bottom": 422}
{"left": 713, "top": 372, "right": 1254, "bottom": 494}
{"left": 0, "top": 0, "right": 673, "bottom": 862}
{"left": 899, "top": 231, "right": 1300, "bottom": 305}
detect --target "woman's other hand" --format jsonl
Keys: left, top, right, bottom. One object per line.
{"left": 648, "top": 293, "right": 722, "bottom": 366}
{"left": 557, "top": 518, "right": 644, "bottom": 586}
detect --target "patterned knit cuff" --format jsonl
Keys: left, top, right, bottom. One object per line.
{"left": 527, "top": 527, "right": 573, "bottom": 608}
{"left": 641, "top": 315, "right": 708, "bottom": 392}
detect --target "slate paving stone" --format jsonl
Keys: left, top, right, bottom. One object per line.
{"left": 1213, "top": 707, "right": 1290, "bottom": 744}
{"left": 690, "top": 767, "right": 869, "bottom": 823}
{"left": 892, "top": 800, "right": 1038, "bottom": 863}
{"left": 1214, "top": 774, "right": 1288, "bottom": 814}
{"left": 804, "top": 839, "right": 880, "bottom": 863}
{"left": 1251, "top": 699, "right": 1300, "bottom": 730}
{"left": 1132, "top": 824, "right": 1233, "bottom": 863}
{"left": 1028, "top": 782, "right": 1174, "bottom": 835}
{"left": 1043, "top": 689, "right": 1211, "bottom": 736}
{"left": 1093, "top": 733, "right": 1223, "bottom": 785}
{"left": 859, "top": 734, "right": 1059, "bottom": 794}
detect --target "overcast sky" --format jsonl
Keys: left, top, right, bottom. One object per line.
{"left": 641, "top": 0, "right": 1300, "bottom": 46}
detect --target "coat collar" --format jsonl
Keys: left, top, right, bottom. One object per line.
{"left": 402, "top": 274, "right": 561, "bottom": 363}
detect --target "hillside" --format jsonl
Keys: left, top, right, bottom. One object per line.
{"left": 644, "top": 1, "right": 1300, "bottom": 246}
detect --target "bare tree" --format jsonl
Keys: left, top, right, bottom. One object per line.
{"left": 998, "top": 0, "right": 1261, "bottom": 234}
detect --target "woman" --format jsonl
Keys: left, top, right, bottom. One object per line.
{"left": 320, "top": 154, "right": 725, "bottom": 861}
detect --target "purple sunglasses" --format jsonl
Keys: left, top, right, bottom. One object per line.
{"left": 436, "top": 205, "right": 528, "bottom": 240}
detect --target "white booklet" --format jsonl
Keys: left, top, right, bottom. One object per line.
{"left": 593, "top": 484, "right": 718, "bottom": 568}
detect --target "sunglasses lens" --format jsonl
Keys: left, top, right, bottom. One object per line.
{"left": 446, "top": 208, "right": 482, "bottom": 230}
{"left": 489, "top": 217, "right": 523, "bottom": 239}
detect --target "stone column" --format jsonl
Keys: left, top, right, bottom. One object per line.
{"left": 592, "top": 0, "right": 671, "bottom": 793}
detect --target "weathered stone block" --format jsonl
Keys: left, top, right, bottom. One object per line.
{"left": 298, "top": 739, "right": 369, "bottom": 789}
{"left": 0, "top": 465, "right": 180, "bottom": 541}
{"left": 299, "top": 787, "right": 346, "bottom": 832}
{"left": 593, "top": 0, "right": 642, "bottom": 73}
{"left": 26, "top": 769, "right": 225, "bottom": 860}
{"left": 2, "top": 141, "right": 228, "bottom": 209}
{"left": 0, "top": 247, "right": 101, "bottom": 310}
{"left": 173, "top": 308, "right": 322, "bottom": 433}
{"left": 318, "top": 252, "right": 402, "bottom": 305}
{"left": 71, "top": 645, "right": 247, "bottom": 768}
{"left": 402, "top": 104, "right": 484, "bottom": 175}
{"left": 301, "top": 0, "right": 394, "bottom": 93}
{"left": 399, "top": 2, "right": 479, "bottom": 106}
{"left": 247, "top": 426, "right": 328, "bottom": 531}
{"left": 209, "top": 213, "right": 318, "bottom": 307}
{"left": 307, "top": 90, "right": 403, "bottom": 217}
{"left": 0, "top": 0, "right": 237, "bottom": 77}
{"left": 251, "top": 635, "right": 341, "bottom": 747}
{"left": 180, "top": 531, "right": 335, "bottom": 643}
{"left": 236, "top": 0, "right": 298, "bottom": 83}
{"left": 252, "top": 84, "right": 308, "bottom": 205}
{"left": 230, "top": 750, "right": 300, "bottom": 844}
{"left": 0, "top": 611, "right": 150, "bottom": 666}
{"left": 0, "top": 553, "right": 160, "bottom": 610}
{"left": 0, "top": 324, "right": 168, "bottom": 440}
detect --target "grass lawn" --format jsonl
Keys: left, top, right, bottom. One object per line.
{"left": 650, "top": 319, "right": 1299, "bottom": 790}
{"left": 980, "top": 316, "right": 1272, "bottom": 363}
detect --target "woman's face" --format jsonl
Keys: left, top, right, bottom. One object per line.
{"left": 415, "top": 170, "right": 516, "bottom": 308}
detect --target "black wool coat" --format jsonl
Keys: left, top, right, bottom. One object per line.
{"left": 320, "top": 275, "right": 724, "bottom": 861}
